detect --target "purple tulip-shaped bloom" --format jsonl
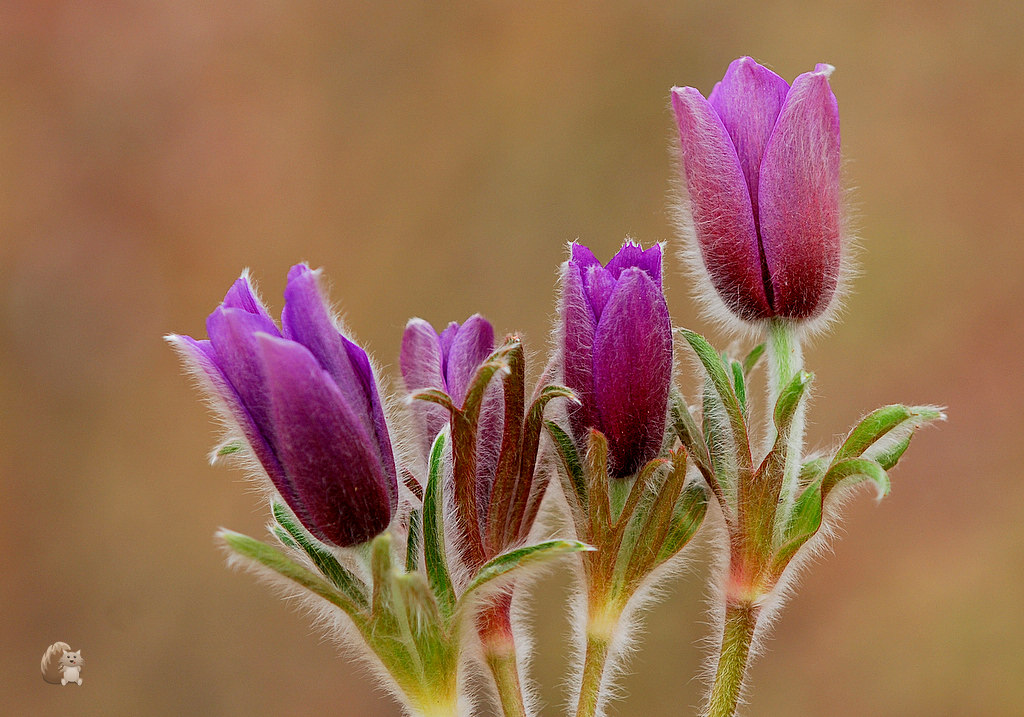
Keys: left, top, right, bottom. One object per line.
{"left": 401, "top": 315, "right": 503, "bottom": 516}
{"left": 672, "top": 57, "right": 841, "bottom": 322}
{"left": 560, "top": 241, "right": 673, "bottom": 478}
{"left": 168, "top": 264, "right": 398, "bottom": 547}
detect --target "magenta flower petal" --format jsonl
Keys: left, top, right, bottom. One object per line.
{"left": 401, "top": 318, "right": 448, "bottom": 452}
{"left": 758, "top": 65, "right": 841, "bottom": 319}
{"left": 258, "top": 334, "right": 392, "bottom": 546}
{"left": 592, "top": 269, "right": 672, "bottom": 476}
{"left": 570, "top": 243, "right": 602, "bottom": 270}
{"left": 437, "top": 322, "right": 459, "bottom": 366}
{"left": 340, "top": 333, "right": 398, "bottom": 511}
{"left": 672, "top": 86, "right": 770, "bottom": 320}
{"left": 708, "top": 57, "right": 790, "bottom": 223}
{"left": 167, "top": 334, "right": 290, "bottom": 498}
{"left": 222, "top": 273, "right": 275, "bottom": 326}
{"left": 605, "top": 241, "right": 663, "bottom": 288}
{"left": 281, "top": 265, "right": 373, "bottom": 426}
{"left": 560, "top": 259, "right": 599, "bottom": 444}
{"left": 581, "top": 263, "right": 617, "bottom": 322}
{"left": 206, "top": 306, "right": 280, "bottom": 441}
{"left": 445, "top": 314, "right": 495, "bottom": 407}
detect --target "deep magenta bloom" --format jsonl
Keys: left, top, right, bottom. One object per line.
{"left": 672, "top": 57, "right": 841, "bottom": 322}
{"left": 560, "top": 241, "right": 672, "bottom": 477}
{"left": 168, "top": 265, "right": 397, "bottom": 547}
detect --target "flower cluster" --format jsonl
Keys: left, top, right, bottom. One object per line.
{"left": 169, "top": 57, "right": 940, "bottom": 717}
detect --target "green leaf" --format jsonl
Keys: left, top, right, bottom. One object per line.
{"left": 670, "top": 390, "right": 710, "bottom": 471}
{"left": 657, "top": 483, "right": 709, "bottom": 562}
{"left": 702, "top": 377, "right": 738, "bottom": 502}
{"left": 216, "top": 440, "right": 244, "bottom": 456}
{"left": 460, "top": 540, "right": 594, "bottom": 604}
{"left": 773, "top": 457, "right": 891, "bottom": 574}
{"left": 546, "top": 421, "right": 587, "bottom": 510}
{"left": 832, "top": 405, "right": 944, "bottom": 468}
{"left": 874, "top": 435, "right": 912, "bottom": 471}
{"left": 405, "top": 508, "right": 422, "bottom": 574}
{"left": 272, "top": 501, "right": 369, "bottom": 610}
{"left": 483, "top": 340, "right": 527, "bottom": 552}
{"left": 511, "top": 384, "right": 580, "bottom": 543}
{"left": 219, "top": 529, "right": 365, "bottom": 623}
{"left": 741, "top": 343, "right": 766, "bottom": 376}
{"left": 679, "top": 328, "right": 753, "bottom": 480}
{"left": 750, "top": 371, "right": 813, "bottom": 502}
{"left": 423, "top": 431, "right": 456, "bottom": 618}
{"left": 730, "top": 359, "right": 747, "bottom": 416}
{"left": 799, "top": 456, "right": 828, "bottom": 485}
{"left": 608, "top": 457, "right": 666, "bottom": 549}
{"left": 623, "top": 450, "right": 690, "bottom": 583}
{"left": 392, "top": 570, "right": 443, "bottom": 638}
{"left": 820, "top": 457, "right": 891, "bottom": 501}
{"left": 370, "top": 533, "right": 394, "bottom": 618}
{"left": 271, "top": 525, "right": 299, "bottom": 550}
{"left": 585, "top": 430, "right": 612, "bottom": 542}
{"left": 448, "top": 345, "right": 518, "bottom": 569}
{"left": 409, "top": 388, "right": 458, "bottom": 414}
{"left": 545, "top": 420, "right": 588, "bottom": 537}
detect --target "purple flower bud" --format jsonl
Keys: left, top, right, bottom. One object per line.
{"left": 672, "top": 57, "right": 841, "bottom": 323}
{"left": 168, "top": 265, "right": 397, "bottom": 547}
{"left": 400, "top": 315, "right": 496, "bottom": 450}
{"left": 560, "top": 241, "right": 673, "bottom": 477}
{"left": 400, "top": 315, "right": 503, "bottom": 515}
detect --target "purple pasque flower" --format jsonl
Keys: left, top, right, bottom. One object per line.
{"left": 167, "top": 264, "right": 397, "bottom": 547}
{"left": 672, "top": 57, "right": 841, "bottom": 323}
{"left": 560, "top": 241, "right": 673, "bottom": 478}
{"left": 401, "top": 316, "right": 503, "bottom": 516}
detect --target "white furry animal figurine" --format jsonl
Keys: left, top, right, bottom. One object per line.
{"left": 40, "top": 642, "right": 84, "bottom": 686}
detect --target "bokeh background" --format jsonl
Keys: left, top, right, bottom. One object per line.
{"left": 3, "top": 2, "right": 1022, "bottom": 715}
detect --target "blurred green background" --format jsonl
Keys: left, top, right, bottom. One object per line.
{"left": 2, "top": 2, "right": 1021, "bottom": 715}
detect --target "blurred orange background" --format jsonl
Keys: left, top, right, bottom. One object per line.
{"left": 2, "top": 2, "right": 1021, "bottom": 715}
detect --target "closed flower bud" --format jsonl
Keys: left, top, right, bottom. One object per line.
{"left": 400, "top": 315, "right": 503, "bottom": 515}
{"left": 168, "top": 264, "right": 397, "bottom": 547}
{"left": 560, "top": 241, "right": 672, "bottom": 477}
{"left": 672, "top": 57, "right": 841, "bottom": 323}
{"left": 400, "top": 315, "right": 497, "bottom": 451}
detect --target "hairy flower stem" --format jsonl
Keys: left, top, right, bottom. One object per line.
{"left": 706, "top": 601, "right": 759, "bottom": 717}
{"left": 766, "top": 318, "right": 805, "bottom": 539}
{"left": 408, "top": 677, "right": 463, "bottom": 717}
{"left": 575, "top": 594, "right": 624, "bottom": 717}
{"left": 477, "top": 595, "right": 529, "bottom": 717}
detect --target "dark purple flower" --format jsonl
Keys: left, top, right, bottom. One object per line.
{"left": 560, "top": 241, "right": 672, "bottom": 477}
{"left": 168, "top": 264, "right": 397, "bottom": 547}
{"left": 672, "top": 57, "right": 841, "bottom": 322}
{"left": 401, "top": 316, "right": 502, "bottom": 515}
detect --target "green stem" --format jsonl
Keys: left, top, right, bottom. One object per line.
{"left": 575, "top": 599, "right": 622, "bottom": 717}
{"left": 766, "top": 318, "right": 805, "bottom": 541}
{"left": 706, "top": 601, "right": 759, "bottom": 717}
{"left": 478, "top": 596, "right": 529, "bottom": 717}
{"left": 410, "top": 694, "right": 462, "bottom": 717}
